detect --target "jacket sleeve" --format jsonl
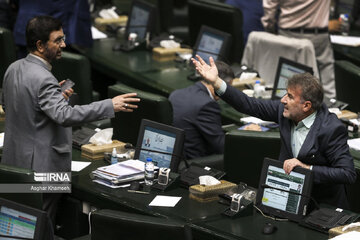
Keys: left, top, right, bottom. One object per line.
{"left": 196, "top": 101, "right": 225, "bottom": 154}
{"left": 312, "top": 124, "right": 357, "bottom": 185}
{"left": 38, "top": 76, "right": 114, "bottom": 127}
{"left": 221, "top": 84, "right": 281, "bottom": 123}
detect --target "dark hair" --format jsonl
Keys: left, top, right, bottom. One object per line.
{"left": 26, "top": 15, "right": 62, "bottom": 52}
{"left": 215, "top": 61, "right": 235, "bottom": 84}
{"left": 287, "top": 73, "right": 324, "bottom": 111}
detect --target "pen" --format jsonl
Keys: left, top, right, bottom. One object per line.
{"left": 127, "top": 190, "right": 150, "bottom": 194}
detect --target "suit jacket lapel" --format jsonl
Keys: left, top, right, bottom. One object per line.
{"left": 297, "top": 111, "right": 321, "bottom": 160}
{"left": 281, "top": 117, "right": 293, "bottom": 157}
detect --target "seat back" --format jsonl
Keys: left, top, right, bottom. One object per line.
{"left": 188, "top": 0, "right": 243, "bottom": 63}
{"left": 335, "top": 60, "right": 360, "bottom": 112}
{"left": 0, "top": 163, "right": 43, "bottom": 209}
{"left": 108, "top": 83, "right": 173, "bottom": 145}
{"left": 0, "top": 27, "right": 16, "bottom": 88}
{"left": 52, "top": 51, "right": 93, "bottom": 105}
{"left": 241, "top": 31, "right": 319, "bottom": 86}
{"left": 223, "top": 130, "right": 281, "bottom": 188}
{"left": 91, "top": 209, "right": 192, "bottom": 240}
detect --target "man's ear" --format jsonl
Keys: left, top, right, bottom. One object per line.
{"left": 36, "top": 40, "right": 45, "bottom": 53}
{"left": 303, "top": 101, "right": 312, "bottom": 112}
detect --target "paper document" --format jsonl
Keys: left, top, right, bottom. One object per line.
{"left": 0, "top": 132, "right": 4, "bottom": 148}
{"left": 149, "top": 195, "right": 181, "bottom": 207}
{"left": 240, "top": 116, "right": 275, "bottom": 126}
{"left": 330, "top": 35, "right": 360, "bottom": 47}
{"left": 91, "top": 26, "right": 107, "bottom": 39}
{"left": 92, "top": 159, "right": 148, "bottom": 187}
{"left": 347, "top": 138, "right": 360, "bottom": 151}
{"left": 71, "top": 161, "right": 91, "bottom": 172}
{"left": 97, "top": 159, "right": 145, "bottom": 177}
{"left": 330, "top": 231, "right": 360, "bottom": 240}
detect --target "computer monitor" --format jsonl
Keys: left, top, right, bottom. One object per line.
{"left": 271, "top": 57, "right": 314, "bottom": 100}
{"left": 0, "top": 197, "right": 49, "bottom": 240}
{"left": 125, "top": 0, "right": 156, "bottom": 41}
{"left": 256, "top": 158, "right": 313, "bottom": 222}
{"left": 336, "top": 0, "right": 355, "bottom": 17}
{"left": 193, "top": 25, "right": 232, "bottom": 64}
{"left": 134, "top": 119, "right": 185, "bottom": 172}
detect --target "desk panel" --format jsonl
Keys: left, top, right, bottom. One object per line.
{"left": 191, "top": 212, "right": 327, "bottom": 240}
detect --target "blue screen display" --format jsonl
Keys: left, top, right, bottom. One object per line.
{"left": 138, "top": 126, "right": 176, "bottom": 168}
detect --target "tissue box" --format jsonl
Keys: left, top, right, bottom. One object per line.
{"left": 152, "top": 47, "right": 192, "bottom": 62}
{"left": 81, "top": 140, "right": 125, "bottom": 160}
{"left": 336, "top": 110, "right": 358, "bottom": 120}
{"left": 232, "top": 77, "right": 264, "bottom": 91}
{"left": 94, "top": 16, "right": 128, "bottom": 32}
{"left": 189, "top": 180, "right": 237, "bottom": 202}
{"left": 329, "top": 223, "right": 360, "bottom": 238}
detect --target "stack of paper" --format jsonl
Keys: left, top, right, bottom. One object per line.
{"left": 92, "top": 159, "right": 145, "bottom": 187}
{"left": 348, "top": 138, "right": 360, "bottom": 151}
{"left": 330, "top": 35, "right": 360, "bottom": 47}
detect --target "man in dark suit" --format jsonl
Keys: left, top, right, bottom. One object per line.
{"left": 192, "top": 55, "right": 356, "bottom": 209}
{"left": 169, "top": 61, "right": 234, "bottom": 159}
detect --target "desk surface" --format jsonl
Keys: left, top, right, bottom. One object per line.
{"left": 71, "top": 152, "right": 328, "bottom": 240}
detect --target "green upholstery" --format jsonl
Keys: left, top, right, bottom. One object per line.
{"left": 0, "top": 163, "right": 43, "bottom": 209}
{"left": 223, "top": 130, "right": 281, "bottom": 188}
{"left": 0, "top": 27, "right": 16, "bottom": 88}
{"left": 52, "top": 51, "right": 94, "bottom": 105}
{"left": 334, "top": 60, "right": 360, "bottom": 113}
{"left": 188, "top": 0, "right": 244, "bottom": 63}
{"left": 108, "top": 83, "right": 173, "bottom": 145}
{"left": 90, "top": 209, "right": 193, "bottom": 240}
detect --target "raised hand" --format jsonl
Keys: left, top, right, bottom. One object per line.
{"left": 191, "top": 55, "right": 218, "bottom": 82}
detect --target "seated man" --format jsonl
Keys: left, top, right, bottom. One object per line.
{"left": 191, "top": 55, "right": 356, "bottom": 209}
{"left": 169, "top": 61, "right": 234, "bottom": 159}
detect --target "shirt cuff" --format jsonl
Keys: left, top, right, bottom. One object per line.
{"left": 309, "top": 165, "right": 313, "bottom": 170}
{"left": 215, "top": 80, "right": 227, "bottom": 96}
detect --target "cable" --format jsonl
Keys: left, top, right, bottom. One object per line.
{"left": 253, "top": 205, "right": 289, "bottom": 222}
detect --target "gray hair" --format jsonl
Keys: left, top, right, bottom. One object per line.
{"left": 287, "top": 73, "right": 324, "bottom": 111}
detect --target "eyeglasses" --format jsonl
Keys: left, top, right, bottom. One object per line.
{"left": 53, "top": 35, "right": 66, "bottom": 45}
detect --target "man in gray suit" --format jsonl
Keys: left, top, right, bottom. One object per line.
{"left": 1, "top": 16, "right": 140, "bottom": 225}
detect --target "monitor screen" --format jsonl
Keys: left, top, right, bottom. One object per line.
{"left": 336, "top": 0, "right": 355, "bottom": 17}
{"left": 272, "top": 57, "right": 314, "bottom": 100}
{"left": 135, "top": 119, "right": 185, "bottom": 172}
{"left": 256, "top": 158, "right": 313, "bottom": 222}
{"left": 193, "top": 25, "right": 232, "bottom": 64}
{"left": 0, "top": 198, "right": 48, "bottom": 239}
{"left": 126, "top": 0, "right": 155, "bottom": 40}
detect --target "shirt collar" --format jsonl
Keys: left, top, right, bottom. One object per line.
{"left": 29, "top": 53, "right": 52, "bottom": 71}
{"left": 297, "top": 111, "right": 317, "bottom": 129}
{"left": 206, "top": 86, "right": 215, "bottom": 100}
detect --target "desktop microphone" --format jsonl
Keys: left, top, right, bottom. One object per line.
{"left": 261, "top": 184, "right": 319, "bottom": 210}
